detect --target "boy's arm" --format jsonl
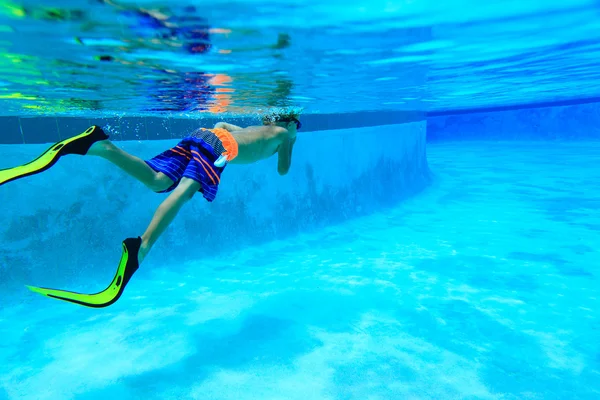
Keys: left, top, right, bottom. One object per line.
{"left": 277, "top": 133, "right": 296, "bottom": 176}
{"left": 214, "top": 122, "right": 243, "bottom": 132}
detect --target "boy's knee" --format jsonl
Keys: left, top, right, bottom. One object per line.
{"left": 175, "top": 178, "right": 200, "bottom": 200}
{"left": 147, "top": 173, "right": 174, "bottom": 192}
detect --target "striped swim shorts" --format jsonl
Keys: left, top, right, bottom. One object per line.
{"left": 145, "top": 127, "right": 238, "bottom": 202}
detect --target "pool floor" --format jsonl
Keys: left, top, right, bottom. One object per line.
{"left": 1, "top": 142, "right": 599, "bottom": 399}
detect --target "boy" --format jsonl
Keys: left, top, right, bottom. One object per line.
{"left": 0, "top": 112, "right": 301, "bottom": 307}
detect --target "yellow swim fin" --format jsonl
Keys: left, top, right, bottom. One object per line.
{"left": 27, "top": 237, "right": 141, "bottom": 308}
{"left": 0, "top": 125, "right": 108, "bottom": 187}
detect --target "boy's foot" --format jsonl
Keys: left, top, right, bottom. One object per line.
{"left": 60, "top": 125, "right": 109, "bottom": 156}
{"left": 0, "top": 125, "right": 109, "bottom": 187}
{"left": 26, "top": 237, "right": 142, "bottom": 308}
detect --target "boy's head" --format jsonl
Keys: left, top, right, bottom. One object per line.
{"left": 262, "top": 109, "right": 302, "bottom": 133}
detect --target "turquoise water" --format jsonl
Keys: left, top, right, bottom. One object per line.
{"left": 1, "top": 1, "right": 600, "bottom": 398}
{"left": 1, "top": 0, "right": 600, "bottom": 115}
{"left": 2, "top": 142, "right": 598, "bottom": 399}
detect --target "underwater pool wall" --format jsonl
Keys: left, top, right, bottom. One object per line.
{"left": 428, "top": 101, "right": 600, "bottom": 141}
{"left": 0, "top": 115, "right": 430, "bottom": 293}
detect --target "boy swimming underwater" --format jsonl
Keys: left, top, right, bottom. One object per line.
{"left": 0, "top": 111, "right": 301, "bottom": 307}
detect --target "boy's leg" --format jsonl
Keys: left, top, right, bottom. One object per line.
{"left": 138, "top": 177, "right": 201, "bottom": 263}
{"left": 25, "top": 176, "right": 202, "bottom": 308}
{"left": 88, "top": 139, "right": 174, "bottom": 192}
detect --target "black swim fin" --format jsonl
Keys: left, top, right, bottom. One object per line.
{"left": 0, "top": 125, "right": 109, "bottom": 187}
{"left": 27, "top": 237, "right": 141, "bottom": 308}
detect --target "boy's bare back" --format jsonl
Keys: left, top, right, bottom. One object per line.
{"left": 217, "top": 123, "right": 297, "bottom": 175}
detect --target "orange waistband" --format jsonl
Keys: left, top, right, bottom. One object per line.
{"left": 205, "top": 128, "right": 239, "bottom": 162}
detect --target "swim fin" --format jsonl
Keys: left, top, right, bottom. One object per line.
{"left": 0, "top": 125, "right": 109, "bottom": 187}
{"left": 26, "top": 237, "right": 141, "bottom": 308}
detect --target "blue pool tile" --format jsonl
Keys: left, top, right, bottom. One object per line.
{"left": 301, "top": 113, "right": 333, "bottom": 131}
{"left": 0, "top": 117, "right": 23, "bottom": 144}
{"left": 300, "top": 111, "right": 424, "bottom": 132}
{"left": 92, "top": 117, "right": 123, "bottom": 140}
{"left": 145, "top": 117, "right": 171, "bottom": 140}
{"left": 169, "top": 118, "right": 199, "bottom": 139}
{"left": 58, "top": 118, "right": 92, "bottom": 140}
{"left": 200, "top": 117, "right": 217, "bottom": 129}
{"left": 119, "top": 117, "right": 147, "bottom": 141}
{"left": 20, "top": 117, "right": 59, "bottom": 144}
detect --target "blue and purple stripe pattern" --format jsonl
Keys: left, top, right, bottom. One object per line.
{"left": 145, "top": 131, "right": 226, "bottom": 202}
